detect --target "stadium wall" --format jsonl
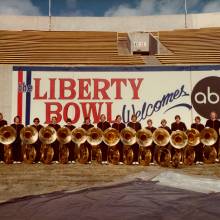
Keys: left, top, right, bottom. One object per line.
{"left": 0, "top": 65, "right": 13, "bottom": 123}
{"left": 0, "top": 65, "right": 219, "bottom": 127}
{"left": 0, "top": 13, "right": 220, "bottom": 32}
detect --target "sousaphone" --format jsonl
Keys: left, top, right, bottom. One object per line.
{"left": 170, "top": 130, "right": 188, "bottom": 168}
{"left": 200, "top": 127, "right": 218, "bottom": 164}
{"left": 87, "top": 127, "right": 103, "bottom": 163}
{"left": 136, "top": 128, "right": 153, "bottom": 166}
{"left": 71, "top": 128, "right": 87, "bottom": 164}
{"left": 184, "top": 129, "right": 199, "bottom": 165}
{"left": 0, "top": 125, "right": 16, "bottom": 164}
{"left": 120, "top": 127, "right": 136, "bottom": 165}
{"left": 103, "top": 128, "right": 120, "bottom": 165}
{"left": 39, "top": 126, "right": 56, "bottom": 164}
{"left": 153, "top": 128, "right": 171, "bottom": 167}
{"left": 57, "top": 127, "right": 71, "bottom": 164}
{"left": 20, "top": 126, "right": 38, "bottom": 164}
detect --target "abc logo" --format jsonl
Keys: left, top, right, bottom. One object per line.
{"left": 191, "top": 76, "right": 220, "bottom": 119}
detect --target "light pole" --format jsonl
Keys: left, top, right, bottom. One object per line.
{"left": 184, "top": 0, "right": 188, "bottom": 28}
{"left": 49, "top": 0, "right": 52, "bottom": 31}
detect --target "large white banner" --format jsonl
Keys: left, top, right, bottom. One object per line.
{"left": 12, "top": 66, "right": 220, "bottom": 128}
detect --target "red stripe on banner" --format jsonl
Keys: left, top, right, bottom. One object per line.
{"left": 17, "top": 70, "right": 23, "bottom": 120}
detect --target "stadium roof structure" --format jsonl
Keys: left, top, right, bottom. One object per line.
{"left": 0, "top": 27, "right": 220, "bottom": 66}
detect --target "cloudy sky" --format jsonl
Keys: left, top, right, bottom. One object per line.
{"left": 0, "top": 0, "right": 220, "bottom": 16}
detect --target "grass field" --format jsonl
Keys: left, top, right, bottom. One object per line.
{"left": 0, "top": 163, "right": 219, "bottom": 203}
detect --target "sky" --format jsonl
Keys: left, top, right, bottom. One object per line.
{"left": 0, "top": 0, "right": 220, "bottom": 16}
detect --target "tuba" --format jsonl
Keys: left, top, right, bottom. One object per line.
{"left": 153, "top": 128, "right": 170, "bottom": 147}
{"left": 186, "top": 128, "right": 200, "bottom": 146}
{"left": 183, "top": 129, "right": 199, "bottom": 165}
{"left": 87, "top": 127, "right": 103, "bottom": 163}
{"left": 200, "top": 128, "right": 218, "bottom": 164}
{"left": 103, "top": 128, "right": 120, "bottom": 165}
{"left": 153, "top": 128, "right": 171, "bottom": 167}
{"left": 170, "top": 130, "right": 188, "bottom": 168}
{"left": 39, "top": 126, "right": 56, "bottom": 164}
{"left": 71, "top": 128, "right": 88, "bottom": 164}
{"left": 0, "top": 125, "right": 16, "bottom": 164}
{"left": 170, "top": 130, "right": 188, "bottom": 149}
{"left": 87, "top": 127, "right": 103, "bottom": 146}
{"left": 136, "top": 128, "right": 153, "bottom": 166}
{"left": 120, "top": 127, "right": 136, "bottom": 165}
{"left": 20, "top": 126, "right": 38, "bottom": 164}
{"left": 57, "top": 127, "right": 71, "bottom": 164}
{"left": 72, "top": 128, "right": 87, "bottom": 145}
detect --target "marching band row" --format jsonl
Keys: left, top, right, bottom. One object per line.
{"left": 0, "top": 111, "right": 219, "bottom": 166}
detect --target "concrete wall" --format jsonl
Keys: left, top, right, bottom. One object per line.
{"left": 0, "top": 65, "right": 12, "bottom": 123}
{"left": 0, "top": 13, "right": 220, "bottom": 32}
{"left": 0, "top": 16, "right": 50, "bottom": 31}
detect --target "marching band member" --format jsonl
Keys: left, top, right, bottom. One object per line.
{"left": 191, "top": 116, "right": 204, "bottom": 165}
{"left": 127, "top": 114, "right": 141, "bottom": 165}
{"left": 205, "top": 111, "right": 220, "bottom": 162}
{"left": 159, "top": 119, "right": 172, "bottom": 163}
{"left": 64, "top": 118, "right": 76, "bottom": 163}
{"left": 82, "top": 117, "right": 94, "bottom": 130}
{"left": 191, "top": 116, "right": 205, "bottom": 132}
{"left": 159, "top": 119, "right": 171, "bottom": 134}
{"left": 112, "top": 115, "right": 126, "bottom": 165}
{"left": 0, "top": 113, "right": 7, "bottom": 163}
{"left": 171, "top": 115, "right": 187, "bottom": 163}
{"left": 159, "top": 119, "right": 172, "bottom": 161}
{"left": 31, "top": 117, "right": 44, "bottom": 163}
{"left": 145, "top": 119, "right": 156, "bottom": 164}
{"left": 145, "top": 119, "right": 156, "bottom": 133}
{"left": 171, "top": 115, "right": 187, "bottom": 131}
{"left": 11, "top": 116, "right": 24, "bottom": 163}
{"left": 48, "top": 116, "right": 61, "bottom": 163}
{"left": 0, "top": 113, "right": 7, "bottom": 127}
{"left": 81, "top": 116, "right": 94, "bottom": 164}
{"left": 97, "top": 114, "right": 111, "bottom": 164}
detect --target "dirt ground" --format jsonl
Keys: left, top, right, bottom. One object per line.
{"left": 0, "top": 162, "right": 219, "bottom": 203}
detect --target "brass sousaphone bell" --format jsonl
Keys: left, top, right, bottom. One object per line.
{"left": 39, "top": 126, "right": 57, "bottom": 164}
{"left": 200, "top": 127, "right": 218, "bottom": 164}
{"left": 170, "top": 130, "right": 188, "bottom": 167}
{"left": 57, "top": 127, "right": 71, "bottom": 164}
{"left": 103, "top": 128, "right": 120, "bottom": 165}
{"left": 0, "top": 125, "right": 16, "bottom": 164}
{"left": 153, "top": 128, "right": 171, "bottom": 167}
{"left": 71, "top": 128, "right": 87, "bottom": 164}
{"left": 184, "top": 128, "right": 200, "bottom": 165}
{"left": 87, "top": 127, "right": 103, "bottom": 163}
{"left": 153, "top": 128, "right": 170, "bottom": 147}
{"left": 120, "top": 127, "right": 136, "bottom": 165}
{"left": 136, "top": 128, "right": 153, "bottom": 166}
{"left": 20, "top": 126, "right": 38, "bottom": 164}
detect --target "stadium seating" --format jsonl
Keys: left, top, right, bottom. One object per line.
{"left": 156, "top": 28, "right": 220, "bottom": 64}
{"left": 0, "top": 30, "right": 144, "bottom": 65}
{"left": 1, "top": 28, "right": 220, "bottom": 65}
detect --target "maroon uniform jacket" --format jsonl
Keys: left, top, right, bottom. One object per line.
{"left": 48, "top": 123, "right": 61, "bottom": 131}
{"left": 97, "top": 121, "right": 110, "bottom": 131}
{"left": 127, "top": 122, "right": 141, "bottom": 132}
{"left": 64, "top": 124, "right": 76, "bottom": 131}
{"left": 81, "top": 123, "right": 94, "bottom": 130}
{"left": 112, "top": 122, "right": 126, "bottom": 132}
{"left": 191, "top": 123, "right": 205, "bottom": 132}
{"left": 145, "top": 126, "right": 156, "bottom": 133}
{"left": 32, "top": 124, "right": 44, "bottom": 132}
{"left": 205, "top": 119, "right": 220, "bottom": 134}
{"left": 0, "top": 119, "right": 7, "bottom": 127}
{"left": 159, "top": 126, "right": 172, "bottom": 134}
{"left": 171, "top": 122, "right": 187, "bottom": 131}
